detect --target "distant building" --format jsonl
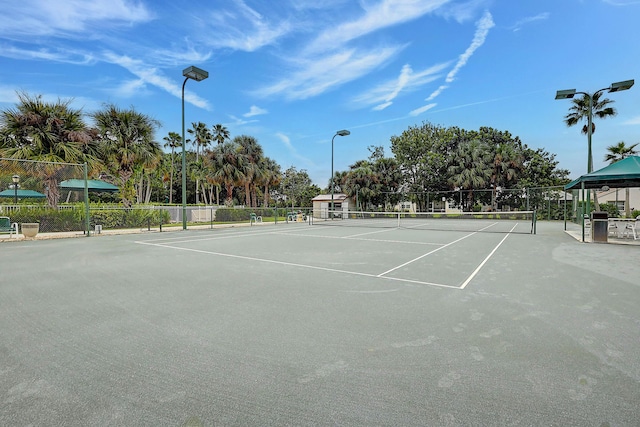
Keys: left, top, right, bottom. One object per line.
{"left": 595, "top": 187, "right": 639, "bottom": 215}
{"left": 311, "top": 194, "right": 355, "bottom": 218}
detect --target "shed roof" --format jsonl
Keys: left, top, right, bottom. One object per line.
{"left": 311, "top": 193, "right": 349, "bottom": 202}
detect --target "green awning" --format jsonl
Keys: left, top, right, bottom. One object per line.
{"left": 60, "top": 179, "right": 119, "bottom": 192}
{"left": 564, "top": 156, "right": 640, "bottom": 190}
{"left": 0, "top": 189, "right": 46, "bottom": 198}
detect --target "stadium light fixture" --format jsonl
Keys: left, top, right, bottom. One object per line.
{"left": 554, "top": 89, "right": 576, "bottom": 100}
{"left": 608, "top": 79, "right": 634, "bottom": 93}
{"left": 331, "top": 130, "right": 350, "bottom": 217}
{"left": 12, "top": 174, "right": 19, "bottom": 204}
{"left": 181, "top": 66, "right": 208, "bottom": 230}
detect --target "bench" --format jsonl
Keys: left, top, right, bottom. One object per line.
{"left": 0, "top": 216, "right": 19, "bottom": 238}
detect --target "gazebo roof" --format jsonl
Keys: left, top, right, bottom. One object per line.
{"left": 0, "top": 189, "right": 46, "bottom": 199}
{"left": 60, "top": 179, "right": 119, "bottom": 192}
{"left": 564, "top": 156, "right": 640, "bottom": 190}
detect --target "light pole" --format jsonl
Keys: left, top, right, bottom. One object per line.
{"left": 12, "top": 174, "right": 19, "bottom": 204}
{"left": 181, "top": 66, "right": 208, "bottom": 230}
{"left": 331, "top": 129, "right": 350, "bottom": 217}
{"left": 555, "top": 79, "right": 634, "bottom": 215}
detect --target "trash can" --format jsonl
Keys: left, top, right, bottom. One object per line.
{"left": 591, "top": 212, "right": 608, "bottom": 243}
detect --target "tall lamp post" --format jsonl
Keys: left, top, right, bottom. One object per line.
{"left": 181, "top": 66, "right": 208, "bottom": 230}
{"left": 12, "top": 174, "right": 19, "bottom": 204}
{"left": 555, "top": 79, "right": 634, "bottom": 216}
{"left": 330, "top": 129, "right": 350, "bottom": 216}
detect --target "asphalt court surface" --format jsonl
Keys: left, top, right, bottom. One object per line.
{"left": 135, "top": 222, "right": 520, "bottom": 289}
{"left": 2, "top": 221, "right": 640, "bottom": 426}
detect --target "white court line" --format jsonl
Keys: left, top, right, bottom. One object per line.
{"left": 458, "top": 225, "right": 515, "bottom": 289}
{"left": 344, "top": 228, "right": 397, "bottom": 238}
{"left": 376, "top": 232, "right": 477, "bottom": 277}
{"left": 134, "top": 240, "right": 459, "bottom": 289}
{"left": 275, "top": 232, "right": 444, "bottom": 246}
{"left": 136, "top": 226, "right": 316, "bottom": 245}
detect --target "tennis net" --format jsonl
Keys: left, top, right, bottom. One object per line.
{"left": 310, "top": 210, "right": 537, "bottom": 234}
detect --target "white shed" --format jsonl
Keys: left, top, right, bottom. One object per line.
{"left": 311, "top": 193, "right": 355, "bottom": 219}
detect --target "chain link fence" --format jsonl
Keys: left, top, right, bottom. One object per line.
{"left": 386, "top": 186, "right": 570, "bottom": 220}
{"left": 0, "top": 158, "right": 90, "bottom": 235}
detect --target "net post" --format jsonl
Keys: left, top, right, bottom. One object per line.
{"left": 532, "top": 209, "right": 537, "bottom": 234}
{"left": 84, "top": 163, "right": 91, "bottom": 237}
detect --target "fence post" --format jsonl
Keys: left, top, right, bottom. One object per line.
{"left": 84, "top": 163, "right": 91, "bottom": 237}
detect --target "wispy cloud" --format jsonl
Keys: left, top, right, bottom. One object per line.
{"left": 445, "top": 10, "right": 494, "bottom": 84}
{"left": 353, "top": 62, "right": 449, "bottom": 110}
{"left": 305, "top": 0, "right": 452, "bottom": 53}
{"left": 253, "top": 0, "right": 456, "bottom": 100}
{"left": 435, "top": 0, "right": 490, "bottom": 23}
{"left": 0, "top": 0, "right": 153, "bottom": 37}
{"left": 244, "top": 105, "right": 268, "bottom": 117}
{"left": 0, "top": 44, "right": 95, "bottom": 65}
{"left": 103, "top": 52, "right": 210, "bottom": 109}
{"left": 254, "top": 46, "right": 403, "bottom": 100}
{"left": 410, "top": 103, "right": 437, "bottom": 116}
{"left": 227, "top": 115, "right": 258, "bottom": 126}
{"left": 276, "top": 132, "right": 315, "bottom": 166}
{"left": 409, "top": 10, "right": 493, "bottom": 116}
{"left": 508, "top": 12, "right": 550, "bottom": 32}
{"left": 622, "top": 115, "right": 640, "bottom": 125}
{"left": 419, "top": 9, "right": 494, "bottom": 109}
{"left": 204, "top": 0, "right": 291, "bottom": 51}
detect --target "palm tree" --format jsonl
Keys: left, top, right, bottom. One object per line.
{"left": 206, "top": 141, "right": 244, "bottom": 206}
{"left": 0, "top": 92, "right": 100, "bottom": 208}
{"left": 187, "top": 122, "right": 212, "bottom": 203}
{"left": 162, "top": 132, "right": 182, "bottom": 204}
{"left": 604, "top": 141, "right": 639, "bottom": 217}
{"left": 490, "top": 143, "right": 523, "bottom": 210}
{"left": 343, "top": 161, "right": 379, "bottom": 211}
{"left": 448, "top": 140, "right": 492, "bottom": 210}
{"left": 212, "top": 124, "right": 230, "bottom": 145}
{"left": 564, "top": 91, "right": 616, "bottom": 136}
{"left": 257, "top": 157, "right": 281, "bottom": 207}
{"left": 91, "top": 104, "right": 161, "bottom": 207}
{"left": 235, "top": 135, "right": 264, "bottom": 207}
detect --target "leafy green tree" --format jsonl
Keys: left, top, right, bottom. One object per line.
{"left": 604, "top": 141, "right": 638, "bottom": 217}
{"left": 390, "top": 122, "right": 458, "bottom": 210}
{"left": 280, "top": 166, "right": 313, "bottom": 208}
{"left": 91, "top": 104, "right": 161, "bottom": 207}
{"left": 0, "top": 92, "right": 101, "bottom": 208}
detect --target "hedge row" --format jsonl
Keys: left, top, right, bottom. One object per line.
{"left": 214, "top": 208, "right": 278, "bottom": 222}
{"left": 90, "top": 209, "right": 170, "bottom": 229}
{"left": 6, "top": 207, "right": 170, "bottom": 232}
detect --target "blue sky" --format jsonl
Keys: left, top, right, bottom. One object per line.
{"left": 1, "top": 0, "right": 639, "bottom": 186}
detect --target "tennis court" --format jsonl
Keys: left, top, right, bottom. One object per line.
{"left": 1, "top": 220, "right": 639, "bottom": 425}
